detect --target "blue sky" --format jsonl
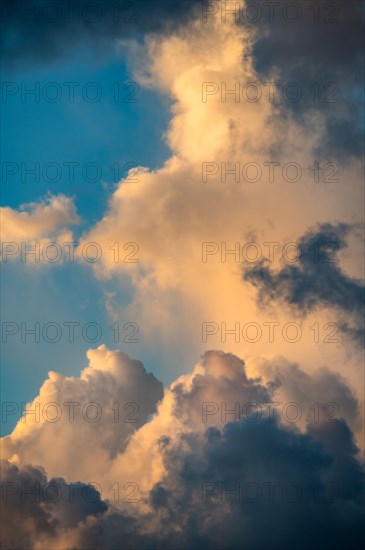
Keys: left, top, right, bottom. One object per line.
{"left": 1, "top": 49, "right": 172, "bottom": 434}
{"left": 2, "top": 51, "right": 171, "bottom": 220}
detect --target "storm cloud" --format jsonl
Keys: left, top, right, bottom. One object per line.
{"left": 2, "top": 350, "right": 364, "bottom": 549}
{"left": 1, "top": 0, "right": 200, "bottom": 69}
{"left": 243, "top": 223, "right": 365, "bottom": 347}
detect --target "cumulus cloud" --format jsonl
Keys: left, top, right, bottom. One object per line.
{"left": 1, "top": 195, "right": 78, "bottom": 241}
{"left": 1, "top": 350, "right": 364, "bottom": 549}
{"left": 2, "top": 345, "right": 163, "bottom": 481}
{"left": 74, "top": 8, "right": 363, "bottom": 384}
{"left": 243, "top": 223, "right": 365, "bottom": 347}
{"left": 0, "top": 194, "right": 79, "bottom": 264}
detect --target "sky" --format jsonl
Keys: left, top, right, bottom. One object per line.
{"left": 1, "top": 1, "right": 364, "bottom": 549}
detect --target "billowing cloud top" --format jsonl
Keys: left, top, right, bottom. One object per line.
{"left": 2, "top": 348, "right": 364, "bottom": 549}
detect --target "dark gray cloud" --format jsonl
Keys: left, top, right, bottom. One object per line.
{"left": 248, "top": 0, "right": 364, "bottom": 159}
{"left": 1, "top": 0, "right": 200, "bottom": 70}
{"left": 0, "top": 459, "right": 107, "bottom": 549}
{"left": 133, "top": 416, "right": 365, "bottom": 549}
{"left": 251, "top": 0, "right": 363, "bottom": 87}
{"left": 133, "top": 351, "right": 365, "bottom": 549}
{"left": 243, "top": 223, "right": 365, "bottom": 347}
{"left": 256, "top": 358, "right": 362, "bottom": 440}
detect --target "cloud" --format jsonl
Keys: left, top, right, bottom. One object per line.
{"left": 2, "top": 350, "right": 364, "bottom": 549}
{"left": 2, "top": 8, "right": 362, "bottom": 377}
{"left": 2, "top": 345, "right": 164, "bottom": 481}
{"left": 249, "top": 355, "right": 362, "bottom": 437}
{"left": 3, "top": 1, "right": 361, "bottom": 159}
{"left": 72, "top": 9, "right": 363, "bottom": 385}
{"left": 141, "top": 418, "right": 364, "bottom": 550}
{"left": 0, "top": 194, "right": 79, "bottom": 264}
{"left": 1, "top": 194, "right": 78, "bottom": 241}
{"left": 0, "top": 459, "right": 107, "bottom": 550}
{"left": 249, "top": 0, "right": 364, "bottom": 159}
{"left": 243, "top": 223, "right": 365, "bottom": 347}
